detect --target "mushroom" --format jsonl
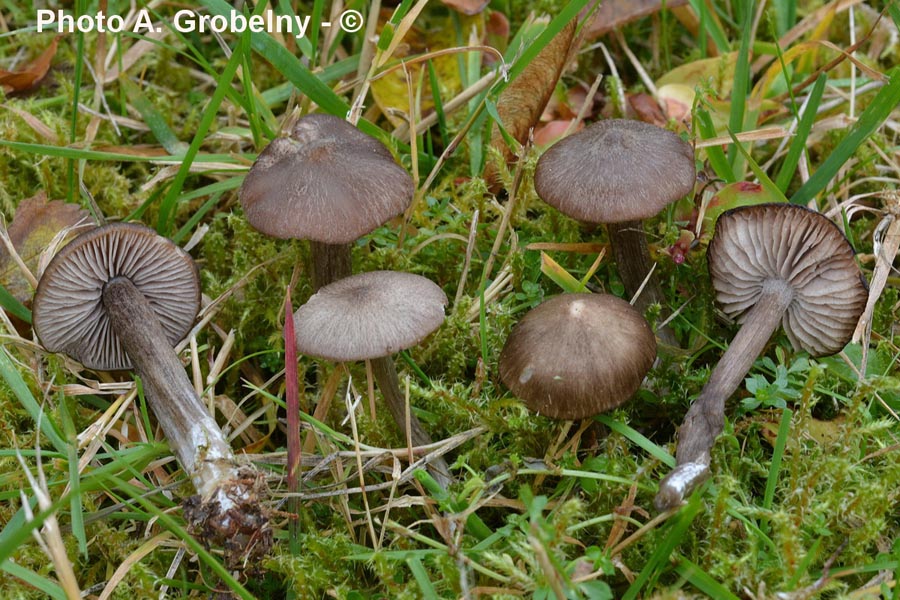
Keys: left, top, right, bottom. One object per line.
{"left": 499, "top": 293, "right": 657, "bottom": 419}
{"left": 293, "top": 270, "right": 451, "bottom": 487}
{"left": 32, "top": 223, "right": 270, "bottom": 563}
{"left": 534, "top": 119, "right": 696, "bottom": 344}
{"left": 239, "top": 113, "right": 414, "bottom": 289}
{"left": 655, "top": 204, "right": 868, "bottom": 510}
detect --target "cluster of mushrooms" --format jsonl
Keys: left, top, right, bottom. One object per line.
{"left": 29, "top": 112, "right": 868, "bottom": 562}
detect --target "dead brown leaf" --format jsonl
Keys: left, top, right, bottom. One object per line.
{"left": 0, "top": 35, "right": 62, "bottom": 93}
{"left": 484, "top": 18, "right": 577, "bottom": 191}
{"left": 0, "top": 192, "right": 93, "bottom": 303}
{"left": 584, "top": 0, "right": 688, "bottom": 38}
{"left": 441, "top": 0, "right": 490, "bottom": 16}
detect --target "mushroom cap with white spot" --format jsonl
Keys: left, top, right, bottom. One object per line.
{"left": 293, "top": 270, "right": 447, "bottom": 362}
{"left": 239, "top": 113, "right": 414, "bottom": 243}
{"left": 32, "top": 223, "right": 200, "bottom": 371}
{"left": 499, "top": 293, "right": 656, "bottom": 420}
{"left": 708, "top": 203, "right": 868, "bottom": 357}
{"left": 534, "top": 119, "right": 695, "bottom": 223}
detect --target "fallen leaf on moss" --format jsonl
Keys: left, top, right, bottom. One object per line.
{"left": 370, "top": 10, "right": 478, "bottom": 128}
{"left": 0, "top": 35, "right": 61, "bottom": 93}
{"left": 0, "top": 192, "right": 93, "bottom": 303}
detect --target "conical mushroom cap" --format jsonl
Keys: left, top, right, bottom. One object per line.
{"left": 708, "top": 203, "right": 868, "bottom": 357}
{"left": 239, "top": 113, "right": 414, "bottom": 243}
{"left": 293, "top": 270, "right": 448, "bottom": 362}
{"left": 534, "top": 119, "right": 695, "bottom": 223}
{"left": 499, "top": 293, "right": 657, "bottom": 419}
{"left": 32, "top": 223, "right": 200, "bottom": 371}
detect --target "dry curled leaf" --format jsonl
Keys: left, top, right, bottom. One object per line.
{"left": 0, "top": 35, "right": 61, "bottom": 93}
{"left": 0, "top": 192, "right": 93, "bottom": 303}
{"left": 484, "top": 18, "right": 577, "bottom": 191}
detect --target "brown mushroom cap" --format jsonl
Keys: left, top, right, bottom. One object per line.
{"left": 239, "top": 113, "right": 414, "bottom": 243}
{"left": 293, "top": 270, "right": 447, "bottom": 362}
{"left": 32, "top": 223, "right": 200, "bottom": 371}
{"left": 534, "top": 119, "right": 695, "bottom": 223}
{"left": 708, "top": 203, "right": 868, "bottom": 357}
{"left": 499, "top": 293, "right": 657, "bottom": 420}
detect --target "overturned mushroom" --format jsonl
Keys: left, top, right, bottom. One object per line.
{"left": 655, "top": 204, "right": 868, "bottom": 510}
{"left": 293, "top": 270, "right": 452, "bottom": 488}
{"left": 499, "top": 293, "right": 656, "bottom": 419}
{"left": 239, "top": 113, "right": 414, "bottom": 289}
{"left": 32, "top": 223, "right": 270, "bottom": 564}
{"left": 534, "top": 119, "right": 695, "bottom": 344}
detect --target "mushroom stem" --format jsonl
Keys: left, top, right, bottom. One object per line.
{"left": 310, "top": 240, "right": 352, "bottom": 290}
{"left": 655, "top": 278, "right": 794, "bottom": 510}
{"left": 607, "top": 220, "right": 677, "bottom": 346}
{"left": 103, "top": 277, "right": 238, "bottom": 496}
{"left": 102, "top": 277, "right": 270, "bottom": 559}
{"left": 368, "top": 356, "right": 452, "bottom": 490}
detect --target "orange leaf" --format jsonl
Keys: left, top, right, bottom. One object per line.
{"left": 0, "top": 35, "right": 61, "bottom": 93}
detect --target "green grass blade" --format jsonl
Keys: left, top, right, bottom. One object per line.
{"left": 0, "top": 348, "right": 66, "bottom": 453}
{"left": 760, "top": 407, "right": 792, "bottom": 536}
{"left": 500, "top": 0, "right": 593, "bottom": 90}
{"left": 171, "top": 192, "right": 225, "bottom": 245}
{"left": 57, "top": 395, "right": 86, "bottom": 556}
{"left": 727, "top": 1, "right": 754, "bottom": 171}
{"left": 774, "top": 1, "right": 797, "bottom": 38}
{"left": 200, "top": 0, "right": 349, "bottom": 117}
{"left": 1, "top": 560, "right": 66, "bottom": 600}
{"left": 675, "top": 557, "right": 741, "bottom": 600}
{"left": 540, "top": 252, "right": 588, "bottom": 293}
{"left": 775, "top": 73, "right": 827, "bottom": 192}
{"left": 105, "top": 476, "right": 255, "bottom": 600}
{"left": 119, "top": 79, "right": 188, "bottom": 155}
{"left": 407, "top": 557, "right": 439, "bottom": 599}
{"left": 792, "top": 66, "right": 900, "bottom": 205}
{"left": 695, "top": 106, "right": 736, "bottom": 182}
{"left": 594, "top": 415, "right": 675, "bottom": 468}
{"left": 427, "top": 59, "right": 449, "bottom": 147}
{"left": 726, "top": 128, "right": 788, "bottom": 202}
{"left": 687, "top": 0, "right": 730, "bottom": 54}
{"left": 0, "top": 284, "right": 31, "bottom": 323}
{"left": 154, "top": 9, "right": 252, "bottom": 234}
{"left": 889, "top": 3, "right": 900, "bottom": 29}
{"left": 622, "top": 490, "right": 704, "bottom": 600}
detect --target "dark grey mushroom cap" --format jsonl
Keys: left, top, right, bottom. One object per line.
{"left": 534, "top": 119, "right": 695, "bottom": 223}
{"left": 239, "top": 113, "right": 414, "bottom": 243}
{"left": 499, "top": 293, "right": 657, "bottom": 420}
{"left": 708, "top": 203, "right": 868, "bottom": 357}
{"left": 293, "top": 270, "right": 447, "bottom": 362}
{"left": 32, "top": 223, "right": 200, "bottom": 371}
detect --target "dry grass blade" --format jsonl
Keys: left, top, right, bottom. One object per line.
{"left": 852, "top": 192, "right": 900, "bottom": 352}
{"left": 15, "top": 434, "right": 81, "bottom": 598}
{"left": 344, "top": 377, "right": 379, "bottom": 547}
{"left": 97, "top": 532, "right": 174, "bottom": 600}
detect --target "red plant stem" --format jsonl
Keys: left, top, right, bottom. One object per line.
{"left": 284, "top": 288, "right": 301, "bottom": 536}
